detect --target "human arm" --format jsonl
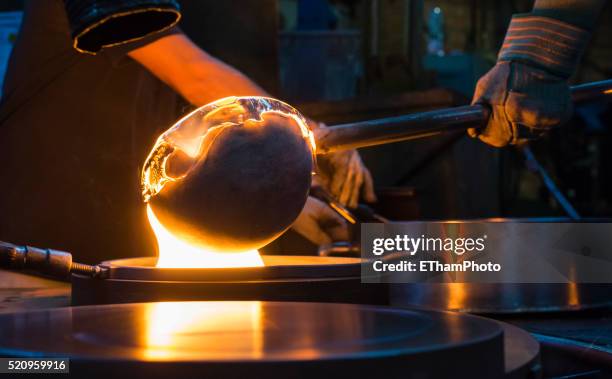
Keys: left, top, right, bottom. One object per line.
{"left": 128, "top": 32, "right": 268, "bottom": 106}
{"left": 468, "top": 0, "right": 606, "bottom": 147}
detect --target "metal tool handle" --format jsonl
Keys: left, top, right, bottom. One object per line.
{"left": 0, "top": 240, "right": 106, "bottom": 280}
{"left": 315, "top": 79, "right": 612, "bottom": 154}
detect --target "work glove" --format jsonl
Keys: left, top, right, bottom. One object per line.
{"left": 313, "top": 123, "right": 377, "bottom": 208}
{"left": 469, "top": 14, "right": 590, "bottom": 147}
{"left": 291, "top": 196, "right": 349, "bottom": 246}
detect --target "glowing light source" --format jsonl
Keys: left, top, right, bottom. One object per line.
{"left": 147, "top": 204, "right": 264, "bottom": 268}
{"left": 142, "top": 96, "right": 316, "bottom": 269}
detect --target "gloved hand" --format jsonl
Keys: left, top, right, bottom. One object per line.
{"left": 469, "top": 62, "right": 573, "bottom": 147}
{"left": 313, "top": 123, "right": 377, "bottom": 208}
{"left": 291, "top": 196, "right": 349, "bottom": 246}
{"left": 469, "top": 14, "right": 590, "bottom": 147}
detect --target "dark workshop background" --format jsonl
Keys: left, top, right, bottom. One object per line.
{"left": 1, "top": 0, "right": 611, "bottom": 220}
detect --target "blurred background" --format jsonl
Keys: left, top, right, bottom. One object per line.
{"left": 1, "top": 0, "right": 611, "bottom": 221}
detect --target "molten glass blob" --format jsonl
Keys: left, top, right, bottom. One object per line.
{"left": 142, "top": 97, "right": 315, "bottom": 268}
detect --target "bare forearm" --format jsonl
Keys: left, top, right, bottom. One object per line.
{"left": 533, "top": 0, "right": 606, "bottom": 30}
{"left": 178, "top": 54, "right": 270, "bottom": 106}
{"left": 129, "top": 33, "right": 269, "bottom": 106}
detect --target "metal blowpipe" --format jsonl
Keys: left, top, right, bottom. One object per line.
{"left": 315, "top": 79, "right": 612, "bottom": 154}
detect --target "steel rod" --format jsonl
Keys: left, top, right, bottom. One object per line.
{"left": 315, "top": 79, "right": 612, "bottom": 154}
{"left": 522, "top": 146, "right": 580, "bottom": 220}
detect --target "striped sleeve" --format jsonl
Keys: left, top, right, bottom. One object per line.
{"left": 498, "top": 14, "right": 590, "bottom": 78}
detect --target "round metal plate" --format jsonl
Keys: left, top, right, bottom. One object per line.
{"left": 0, "top": 302, "right": 508, "bottom": 378}
{"left": 391, "top": 283, "right": 612, "bottom": 314}
{"left": 500, "top": 321, "right": 542, "bottom": 379}
{"left": 100, "top": 256, "right": 364, "bottom": 281}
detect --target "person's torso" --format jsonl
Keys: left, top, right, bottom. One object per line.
{"left": 0, "top": 0, "right": 183, "bottom": 263}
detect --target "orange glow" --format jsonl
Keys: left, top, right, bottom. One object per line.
{"left": 567, "top": 266, "right": 580, "bottom": 307}
{"left": 147, "top": 204, "right": 264, "bottom": 268}
{"left": 143, "top": 302, "right": 263, "bottom": 360}
{"left": 446, "top": 283, "right": 467, "bottom": 311}
{"left": 142, "top": 96, "right": 316, "bottom": 268}
{"left": 568, "top": 281, "right": 580, "bottom": 307}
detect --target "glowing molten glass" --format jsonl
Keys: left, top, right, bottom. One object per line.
{"left": 142, "top": 97, "right": 315, "bottom": 268}
{"left": 147, "top": 204, "right": 263, "bottom": 268}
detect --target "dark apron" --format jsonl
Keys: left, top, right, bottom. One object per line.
{"left": 0, "top": 0, "right": 184, "bottom": 263}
